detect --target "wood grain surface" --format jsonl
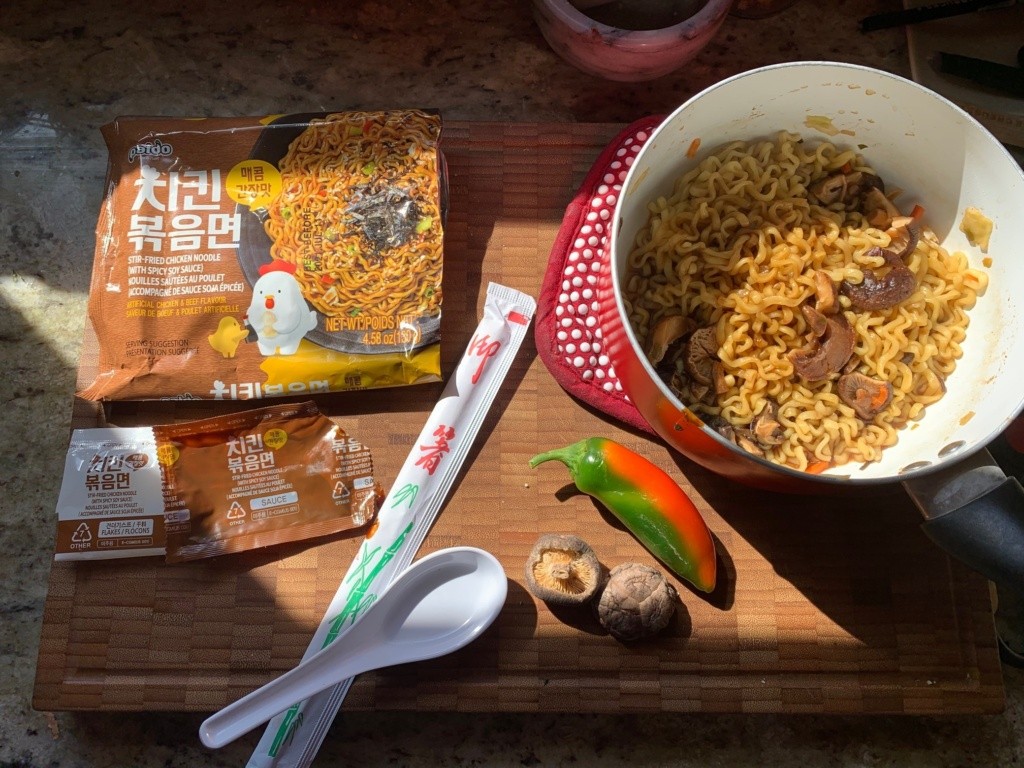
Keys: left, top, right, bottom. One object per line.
{"left": 33, "top": 122, "right": 1004, "bottom": 715}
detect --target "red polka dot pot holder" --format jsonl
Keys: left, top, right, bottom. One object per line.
{"left": 535, "top": 116, "right": 663, "bottom": 435}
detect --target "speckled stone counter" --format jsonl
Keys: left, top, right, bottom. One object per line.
{"left": 1, "top": 1, "right": 1022, "bottom": 766}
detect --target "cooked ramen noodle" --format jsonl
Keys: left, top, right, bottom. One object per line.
{"left": 623, "top": 131, "right": 988, "bottom": 472}
{"left": 263, "top": 110, "right": 443, "bottom": 319}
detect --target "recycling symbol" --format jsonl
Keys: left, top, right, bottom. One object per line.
{"left": 71, "top": 523, "right": 92, "bottom": 543}
{"left": 332, "top": 481, "right": 350, "bottom": 501}
{"left": 226, "top": 501, "right": 247, "bottom": 520}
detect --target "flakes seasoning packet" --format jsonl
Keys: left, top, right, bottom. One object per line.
{"left": 53, "top": 402, "right": 379, "bottom": 562}
{"left": 79, "top": 110, "right": 445, "bottom": 401}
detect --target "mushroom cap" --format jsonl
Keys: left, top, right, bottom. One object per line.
{"left": 751, "top": 400, "right": 784, "bottom": 446}
{"left": 524, "top": 534, "right": 603, "bottom": 606}
{"left": 645, "top": 314, "right": 693, "bottom": 366}
{"left": 596, "top": 563, "right": 678, "bottom": 642}
{"left": 812, "top": 270, "right": 838, "bottom": 315}
{"left": 800, "top": 303, "right": 829, "bottom": 338}
{"left": 809, "top": 171, "right": 849, "bottom": 205}
{"left": 789, "top": 311, "right": 856, "bottom": 381}
{"left": 840, "top": 225, "right": 920, "bottom": 311}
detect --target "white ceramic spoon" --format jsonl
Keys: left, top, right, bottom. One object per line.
{"left": 199, "top": 547, "right": 507, "bottom": 749}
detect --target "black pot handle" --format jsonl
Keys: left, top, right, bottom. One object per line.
{"left": 902, "top": 448, "right": 1024, "bottom": 594}
{"left": 920, "top": 476, "right": 1024, "bottom": 594}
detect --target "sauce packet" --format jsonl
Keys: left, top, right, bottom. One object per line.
{"left": 154, "top": 401, "right": 378, "bottom": 563}
{"left": 79, "top": 110, "right": 446, "bottom": 401}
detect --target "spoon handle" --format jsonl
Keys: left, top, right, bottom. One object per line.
{"left": 199, "top": 644, "right": 368, "bottom": 749}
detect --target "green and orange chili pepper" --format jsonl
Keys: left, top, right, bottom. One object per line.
{"left": 529, "top": 437, "right": 717, "bottom": 593}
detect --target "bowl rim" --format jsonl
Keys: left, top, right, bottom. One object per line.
{"left": 609, "top": 60, "right": 1024, "bottom": 485}
{"left": 534, "top": 0, "right": 735, "bottom": 39}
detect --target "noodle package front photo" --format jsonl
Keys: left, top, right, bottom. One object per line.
{"left": 80, "top": 111, "right": 445, "bottom": 401}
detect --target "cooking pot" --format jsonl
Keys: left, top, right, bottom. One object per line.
{"left": 603, "top": 62, "right": 1024, "bottom": 593}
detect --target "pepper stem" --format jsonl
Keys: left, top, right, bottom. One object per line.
{"left": 528, "top": 439, "right": 589, "bottom": 472}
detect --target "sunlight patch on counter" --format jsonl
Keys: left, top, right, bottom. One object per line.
{"left": 0, "top": 274, "right": 87, "bottom": 369}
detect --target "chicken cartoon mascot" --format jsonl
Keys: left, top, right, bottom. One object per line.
{"left": 245, "top": 259, "right": 318, "bottom": 356}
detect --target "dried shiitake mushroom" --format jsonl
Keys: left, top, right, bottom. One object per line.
{"left": 524, "top": 534, "right": 602, "bottom": 606}
{"left": 596, "top": 563, "right": 677, "bottom": 642}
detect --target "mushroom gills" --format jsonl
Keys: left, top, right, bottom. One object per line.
{"left": 837, "top": 372, "right": 893, "bottom": 420}
{"left": 684, "top": 326, "right": 719, "bottom": 385}
{"left": 524, "top": 534, "right": 603, "bottom": 606}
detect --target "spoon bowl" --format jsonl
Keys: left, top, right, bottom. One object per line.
{"left": 199, "top": 547, "right": 507, "bottom": 749}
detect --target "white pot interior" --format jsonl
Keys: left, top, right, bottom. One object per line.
{"left": 612, "top": 62, "right": 1024, "bottom": 481}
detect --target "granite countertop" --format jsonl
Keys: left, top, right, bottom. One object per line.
{"left": 2, "top": 0, "right": 1022, "bottom": 766}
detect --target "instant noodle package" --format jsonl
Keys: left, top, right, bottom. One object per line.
{"left": 80, "top": 110, "right": 445, "bottom": 401}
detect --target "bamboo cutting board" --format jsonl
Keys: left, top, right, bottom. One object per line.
{"left": 33, "top": 122, "right": 1004, "bottom": 715}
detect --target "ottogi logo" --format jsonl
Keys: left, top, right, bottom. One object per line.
{"left": 128, "top": 138, "right": 173, "bottom": 163}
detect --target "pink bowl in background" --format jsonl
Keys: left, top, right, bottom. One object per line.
{"left": 531, "top": 0, "right": 734, "bottom": 82}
